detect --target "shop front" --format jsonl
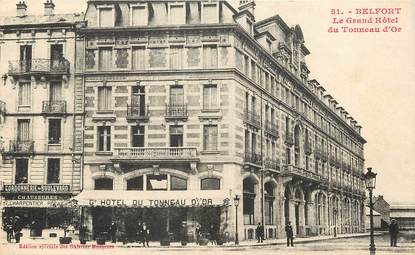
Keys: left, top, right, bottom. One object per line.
{"left": 1, "top": 184, "right": 79, "bottom": 239}
{"left": 73, "top": 190, "right": 230, "bottom": 243}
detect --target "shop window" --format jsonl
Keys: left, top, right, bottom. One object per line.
{"left": 98, "top": 86, "right": 112, "bottom": 111}
{"left": 127, "top": 176, "right": 144, "bottom": 190}
{"left": 201, "top": 178, "right": 220, "bottom": 190}
{"left": 18, "top": 82, "right": 31, "bottom": 107}
{"left": 98, "top": 126, "right": 111, "bottom": 151}
{"left": 47, "top": 158, "right": 60, "bottom": 184}
{"left": 170, "top": 176, "right": 187, "bottom": 190}
{"left": 48, "top": 119, "right": 61, "bottom": 144}
{"left": 203, "top": 45, "right": 218, "bottom": 68}
{"left": 170, "top": 125, "right": 183, "bottom": 147}
{"left": 203, "top": 125, "right": 218, "bottom": 151}
{"left": 147, "top": 174, "right": 167, "bottom": 190}
{"left": 15, "top": 158, "right": 28, "bottom": 184}
{"left": 95, "top": 178, "right": 113, "bottom": 190}
{"left": 131, "top": 126, "right": 144, "bottom": 147}
{"left": 243, "top": 178, "right": 255, "bottom": 225}
{"left": 98, "top": 48, "right": 113, "bottom": 70}
{"left": 203, "top": 84, "right": 218, "bottom": 110}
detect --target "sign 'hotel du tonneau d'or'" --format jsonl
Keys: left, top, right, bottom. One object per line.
{"left": 1, "top": 184, "right": 71, "bottom": 193}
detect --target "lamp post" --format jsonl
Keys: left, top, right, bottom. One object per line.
{"left": 363, "top": 167, "right": 377, "bottom": 254}
{"left": 233, "top": 195, "right": 240, "bottom": 245}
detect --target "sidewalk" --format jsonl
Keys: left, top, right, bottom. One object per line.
{"left": 1, "top": 232, "right": 385, "bottom": 248}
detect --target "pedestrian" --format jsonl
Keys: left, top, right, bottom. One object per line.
{"left": 195, "top": 224, "right": 201, "bottom": 245}
{"left": 389, "top": 219, "right": 399, "bottom": 247}
{"left": 256, "top": 222, "right": 264, "bottom": 243}
{"left": 6, "top": 217, "right": 14, "bottom": 243}
{"left": 285, "top": 221, "right": 294, "bottom": 247}
{"left": 108, "top": 221, "right": 117, "bottom": 243}
{"left": 142, "top": 222, "right": 150, "bottom": 247}
{"left": 13, "top": 216, "right": 22, "bottom": 243}
{"left": 79, "top": 224, "right": 88, "bottom": 244}
{"left": 209, "top": 223, "right": 217, "bottom": 245}
{"left": 136, "top": 222, "right": 143, "bottom": 245}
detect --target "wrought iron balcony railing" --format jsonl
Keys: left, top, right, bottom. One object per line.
{"left": 165, "top": 104, "right": 188, "bottom": 119}
{"left": 113, "top": 147, "right": 198, "bottom": 161}
{"left": 243, "top": 110, "right": 261, "bottom": 128}
{"left": 282, "top": 164, "right": 321, "bottom": 182}
{"left": 8, "top": 140, "right": 34, "bottom": 154}
{"left": 42, "top": 100, "right": 67, "bottom": 114}
{"left": 264, "top": 158, "right": 280, "bottom": 171}
{"left": 244, "top": 151, "right": 262, "bottom": 165}
{"left": 127, "top": 104, "right": 149, "bottom": 121}
{"left": 264, "top": 120, "right": 279, "bottom": 137}
{"left": 8, "top": 58, "right": 70, "bottom": 76}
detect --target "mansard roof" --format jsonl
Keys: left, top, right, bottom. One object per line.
{"left": 0, "top": 13, "right": 83, "bottom": 28}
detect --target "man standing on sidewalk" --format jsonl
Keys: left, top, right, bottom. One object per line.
{"left": 285, "top": 221, "right": 294, "bottom": 247}
{"left": 389, "top": 219, "right": 399, "bottom": 247}
{"left": 256, "top": 222, "right": 264, "bottom": 243}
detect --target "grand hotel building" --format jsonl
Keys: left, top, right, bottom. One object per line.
{"left": 1, "top": 0, "right": 366, "bottom": 243}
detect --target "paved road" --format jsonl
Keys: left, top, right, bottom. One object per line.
{"left": 1, "top": 233, "right": 414, "bottom": 255}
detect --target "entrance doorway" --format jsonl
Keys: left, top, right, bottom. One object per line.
{"left": 92, "top": 207, "right": 113, "bottom": 239}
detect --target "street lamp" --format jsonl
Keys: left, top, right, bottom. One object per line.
{"left": 363, "top": 167, "right": 377, "bottom": 254}
{"left": 233, "top": 194, "right": 240, "bottom": 245}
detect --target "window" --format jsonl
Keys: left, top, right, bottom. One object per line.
{"left": 147, "top": 174, "right": 167, "bottom": 190}
{"left": 95, "top": 178, "right": 113, "bottom": 190}
{"left": 170, "top": 86, "right": 184, "bottom": 105}
{"left": 203, "top": 125, "right": 218, "bottom": 151}
{"left": 203, "top": 84, "right": 218, "bottom": 110}
{"left": 20, "top": 45, "right": 32, "bottom": 71}
{"left": 170, "top": 176, "right": 187, "bottom": 190}
{"left": 49, "top": 81, "right": 62, "bottom": 102}
{"left": 48, "top": 119, "right": 61, "bottom": 144}
{"left": 202, "top": 3, "right": 218, "bottom": 23}
{"left": 18, "top": 82, "right": 31, "bottom": 106}
{"left": 169, "top": 3, "right": 185, "bottom": 24}
{"left": 170, "top": 126, "right": 183, "bottom": 147}
{"left": 131, "top": 86, "right": 146, "bottom": 116}
{"left": 203, "top": 45, "right": 218, "bottom": 68}
{"left": 98, "top": 126, "right": 111, "bottom": 151}
{"left": 98, "top": 48, "right": 113, "bottom": 70}
{"left": 131, "top": 126, "right": 144, "bottom": 147}
{"left": 17, "top": 119, "right": 30, "bottom": 141}
{"left": 47, "top": 159, "right": 60, "bottom": 184}
{"left": 131, "top": 5, "right": 148, "bottom": 26}
{"left": 201, "top": 178, "right": 220, "bottom": 190}
{"left": 170, "top": 46, "right": 184, "bottom": 69}
{"left": 265, "top": 183, "right": 275, "bottom": 225}
{"left": 127, "top": 176, "right": 143, "bottom": 190}
{"left": 98, "top": 86, "right": 112, "bottom": 111}
{"left": 99, "top": 7, "right": 113, "bottom": 27}
{"left": 132, "top": 47, "right": 146, "bottom": 70}
{"left": 243, "top": 178, "right": 255, "bottom": 225}
{"left": 50, "top": 44, "right": 63, "bottom": 71}
{"left": 15, "top": 158, "right": 28, "bottom": 184}
{"left": 250, "top": 60, "right": 256, "bottom": 80}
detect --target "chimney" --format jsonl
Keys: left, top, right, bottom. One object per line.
{"left": 16, "top": 1, "right": 27, "bottom": 17}
{"left": 44, "top": 0, "right": 55, "bottom": 16}
{"left": 238, "top": 0, "right": 256, "bottom": 17}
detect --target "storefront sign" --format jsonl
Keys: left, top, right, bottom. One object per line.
{"left": 4, "top": 194, "right": 71, "bottom": 200}
{"left": 87, "top": 198, "right": 217, "bottom": 207}
{"left": 1, "top": 184, "right": 70, "bottom": 193}
{"left": 1, "top": 200, "right": 68, "bottom": 208}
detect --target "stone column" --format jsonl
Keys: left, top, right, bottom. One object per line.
{"left": 307, "top": 201, "right": 315, "bottom": 235}
{"left": 277, "top": 194, "right": 286, "bottom": 238}
{"left": 325, "top": 198, "right": 330, "bottom": 235}
{"left": 298, "top": 200, "right": 306, "bottom": 236}
{"left": 289, "top": 199, "right": 296, "bottom": 234}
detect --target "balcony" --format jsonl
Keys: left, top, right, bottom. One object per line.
{"left": 264, "top": 158, "right": 280, "bottom": 171}
{"left": 264, "top": 120, "right": 279, "bottom": 138}
{"left": 285, "top": 132, "right": 294, "bottom": 146}
{"left": 42, "top": 101, "right": 67, "bottom": 115}
{"left": 126, "top": 104, "right": 149, "bottom": 122}
{"left": 112, "top": 147, "right": 198, "bottom": 163}
{"left": 243, "top": 110, "right": 261, "bottom": 128}
{"left": 244, "top": 151, "right": 262, "bottom": 165}
{"left": 282, "top": 165, "right": 320, "bottom": 182}
{"left": 8, "top": 58, "right": 70, "bottom": 78}
{"left": 6, "top": 140, "right": 34, "bottom": 155}
{"left": 321, "top": 153, "right": 328, "bottom": 162}
{"left": 165, "top": 104, "right": 188, "bottom": 121}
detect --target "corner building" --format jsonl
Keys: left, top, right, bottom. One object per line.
{"left": 0, "top": 1, "right": 84, "bottom": 237}
{"left": 76, "top": 0, "right": 367, "bottom": 242}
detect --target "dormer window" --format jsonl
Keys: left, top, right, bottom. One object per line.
{"left": 97, "top": 5, "right": 114, "bottom": 27}
{"left": 169, "top": 3, "right": 185, "bottom": 25}
{"left": 130, "top": 4, "right": 148, "bottom": 26}
{"left": 202, "top": 3, "right": 218, "bottom": 24}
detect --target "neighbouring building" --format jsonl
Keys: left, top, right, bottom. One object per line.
{"left": 0, "top": 1, "right": 84, "bottom": 238}
{"left": 390, "top": 205, "right": 415, "bottom": 230}
{"left": 372, "top": 195, "right": 390, "bottom": 229}
{"left": 72, "top": 0, "right": 367, "bottom": 243}
{"left": 365, "top": 207, "right": 381, "bottom": 230}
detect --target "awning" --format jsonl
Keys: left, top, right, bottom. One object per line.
{"left": 71, "top": 190, "right": 231, "bottom": 208}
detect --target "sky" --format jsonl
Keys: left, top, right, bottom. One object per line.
{"left": 0, "top": 0, "right": 414, "bottom": 204}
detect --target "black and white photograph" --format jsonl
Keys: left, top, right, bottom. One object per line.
{"left": 0, "top": 0, "right": 414, "bottom": 254}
